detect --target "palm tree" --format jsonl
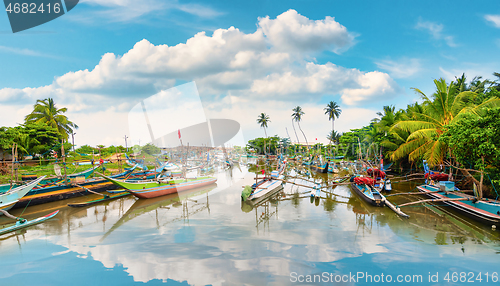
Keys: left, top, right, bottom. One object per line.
{"left": 390, "top": 78, "right": 500, "bottom": 166}
{"left": 324, "top": 101, "right": 342, "bottom": 144}
{"left": 326, "top": 130, "right": 341, "bottom": 145}
{"left": 257, "top": 113, "right": 270, "bottom": 154}
{"left": 291, "top": 118, "right": 300, "bottom": 144}
{"left": 25, "top": 98, "right": 78, "bottom": 140}
{"left": 292, "top": 106, "right": 308, "bottom": 147}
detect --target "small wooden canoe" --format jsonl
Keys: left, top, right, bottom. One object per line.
{"left": 0, "top": 210, "right": 59, "bottom": 236}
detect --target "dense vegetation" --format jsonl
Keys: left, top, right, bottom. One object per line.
{"left": 337, "top": 74, "right": 500, "bottom": 196}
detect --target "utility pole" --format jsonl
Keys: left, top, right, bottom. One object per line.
{"left": 124, "top": 135, "right": 129, "bottom": 152}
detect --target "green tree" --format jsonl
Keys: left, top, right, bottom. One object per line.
{"left": 142, "top": 143, "right": 160, "bottom": 155}
{"left": 22, "top": 122, "right": 61, "bottom": 156}
{"left": 246, "top": 136, "right": 281, "bottom": 155}
{"left": 25, "top": 98, "right": 78, "bottom": 140}
{"left": 292, "top": 106, "right": 308, "bottom": 146}
{"left": 0, "top": 127, "right": 19, "bottom": 156}
{"left": 440, "top": 108, "right": 500, "bottom": 198}
{"left": 256, "top": 113, "right": 270, "bottom": 138}
{"left": 326, "top": 130, "right": 341, "bottom": 145}
{"left": 76, "top": 145, "right": 96, "bottom": 155}
{"left": 391, "top": 78, "right": 500, "bottom": 166}
{"left": 257, "top": 113, "right": 271, "bottom": 154}
{"left": 324, "top": 101, "right": 342, "bottom": 144}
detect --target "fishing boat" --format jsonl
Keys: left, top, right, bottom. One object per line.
{"left": 242, "top": 162, "right": 286, "bottom": 204}
{"left": 125, "top": 154, "right": 148, "bottom": 170}
{"left": 0, "top": 176, "right": 46, "bottom": 212}
{"left": 12, "top": 166, "right": 153, "bottom": 208}
{"left": 99, "top": 174, "right": 217, "bottom": 199}
{"left": 311, "top": 161, "right": 328, "bottom": 173}
{"left": 367, "top": 168, "right": 392, "bottom": 192}
{"left": 0, "top": 210, "right": 59, "bottom": 236}
{"left": 67, "top": 164, "right": 101, "bottom": 179}
{"left": 417, "top": 183, "right": 500, "bottom": 227}
{"left": 350, "top": 176, "right": 384, "bottom": 207}
{"left": 328, "top": 163, "right": 339, "bottom": 174}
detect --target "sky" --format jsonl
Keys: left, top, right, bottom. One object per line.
{"left": 0, "top": 0, "right": 499, "bottom": 147}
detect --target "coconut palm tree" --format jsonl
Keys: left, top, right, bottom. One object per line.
{"left": 390, "top": 78, "right": 500, "bottom": 166}
{"left": 291, "top": 118, "right": 300, "bottom": 144}
{"left": 292, "top": 106, "right": 308, "bottom": 147}
{"left": 25, "top": 98, "right": 78, "bottom": 141}
{"left": 257, "top": 113, "right": 270, "bottom": 154}
{"left": 326, "top": 130, "right": 341, "bottom": 145}
{"left": 324, "top": 101, "right": 342, "bottom": 144}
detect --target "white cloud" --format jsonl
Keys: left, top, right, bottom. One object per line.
{"left": 485, "top": 14, "right": 500, "bottom": 28}
{"left": 416, "top": 19, "right": 457, "bottom": 47}
{"left": 175, "top": 3, "right": 223, "bottom": 18}
{"left": 79, "top": 0, "right": 222, "bottom": 22}
{"left": 0, "top": 46, "right": 57, "bottom": 58}
{"left": 439, "top": 65, "right": 498, "bottom": 83}
{"left": 375, "top": 58, "right": 422, "bottom": 78}
{"left": 258, "top": 9, "right": 356, "bottom": 53}
{"left": 251, "top": 63, "right": 399, "bottom": 105}
{"left": 1, "top": 10, "right": 399, "bottom": 146}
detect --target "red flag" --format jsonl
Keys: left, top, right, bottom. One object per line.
{"left": 178, "top": 129, "right": 181, "bottom": 139}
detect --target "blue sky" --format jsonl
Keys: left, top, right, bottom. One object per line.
{"left": 0, "top": 0, "right": 499, "bottom": 146}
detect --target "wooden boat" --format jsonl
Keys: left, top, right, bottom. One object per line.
{"left": 328, "top": 163, "right": 339, "bottom": 173}
{"left": 100, "top": 174, "right": 217, "bottom": 199}
{"left": 2, "top": 164, "right": 102, "bottom": 191}
{"left": 311, "top": 161, "right": 328, "bottom": 173}
{"left": 67, "top": 164, "right": 101, "bottom": 179}
{"left": 244, "top": 162, "right": 287, "bottom": 204}
{"left": 12, "top": 167, "right": 153, "bottom": 208}
{"left": 417, "top": 184, "right": 500, "bottom": 226}
{"left": 125, "top": 154, "right": 148, "bottom": 170}
{"left": 0, "top": 210, "right": 59, "bottom": 236}
{"left": 0, "top": 176, "right": 46, "bottom": 212}
{"left": 350, "top": 177, "right": 384, "bottom": 207}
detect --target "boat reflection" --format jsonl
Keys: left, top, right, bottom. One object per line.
{"left": 102, "top": 184, "right": 216, "bottom": 241}
{"left": 241, "top": 184, "right": 284, "bottom": 234}
{"left": 345, "top": 184, "right": 500, "bottom": 246}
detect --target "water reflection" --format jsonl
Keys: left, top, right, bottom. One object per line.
{"left": 0, "top": 166, "right": 499, "bottom": 285}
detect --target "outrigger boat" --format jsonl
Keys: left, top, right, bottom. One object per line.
{"left": 311, "top": 160, "right": 328, "bottom": 173}
{"left": 328, "top": 163, "right": 339, "bottom": 174}
{"left": 99, "top": 174, "right": 217, "bottom": 199}
{"left": 416, "top": 184, "right": 500, "bottom": 226}
{"left": 242, "top": 161, "right": 287, "bottom": 204}
{"left": 0, "top": 176, "right": 46, "bottom": 212}
{"left": 350, "top": 176, "right": 408, "bottom": 217}
{"left": 13, "top": 165, "right": 163, "bottom": 208}
{"left": 414, "top": 160, "right": 500, "bottom": 226}
{"left": 350, "top": 176, "right": 384, "bottom": 207}
{"left": 0, "top": 210, "right": 59, "bottom": 236}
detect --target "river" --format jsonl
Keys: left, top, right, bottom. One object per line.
{"left": 0, "top": 165, "right": 499, "bottom": 285}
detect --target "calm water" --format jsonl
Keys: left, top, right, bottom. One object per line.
{"left": 0, "top": 165, "right": 499, "bottom": 285}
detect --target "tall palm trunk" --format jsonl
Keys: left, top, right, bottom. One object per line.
{"left": 291, "top": 119, "right": 300, "bottom": 143}
{"left": 297, "top": 121, "right": 308, "bottom": 148}
{"left": 264, "top": 127, "right": 268, "bottom": 155}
